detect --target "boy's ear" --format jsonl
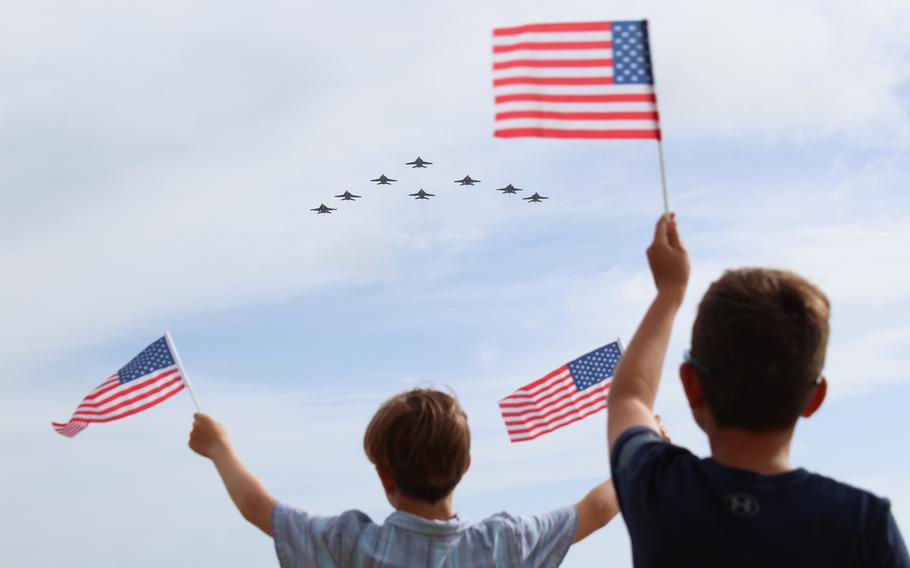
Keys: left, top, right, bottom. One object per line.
{"left": 464, "top": 455, "right": 471, "bottom": 475}
{"left": 679, "top": 363, "right": 705, "bottom": 408}
{"left": 801, "top": 377, "right": 827, "bottom": 418}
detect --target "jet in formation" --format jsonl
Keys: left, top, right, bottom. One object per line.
{"left": 371, "top": 174, "right": 397, "bottom": 185}
{"left": 496, "top": 184, "right": 523, "bottom": 194}
{"left": 406, "top": 157, "right": 433, "bottom": 168}
{"left": 454, "top": 175, "right": 480, "bottom": 186}
{"left": 311, "top": 203, "right": 338, "bottom": 214}
{"left": 523, "top": 192, "right": 549, "bottom": 203}
{"left": 409, "top": 189, "right": 435, "bottom": 200}
{"left": 334, "top": 191, "right": 361, "bottom": 201}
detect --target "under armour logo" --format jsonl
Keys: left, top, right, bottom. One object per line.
{"left": 724, "top": 493, "right": 760, "bottom": 517}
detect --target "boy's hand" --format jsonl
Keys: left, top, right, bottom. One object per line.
{"left": 646, "top": 213, "right": 690, "bottom": 305}
{"left": 189, "top": 413, "right": 232, "bottom": 460}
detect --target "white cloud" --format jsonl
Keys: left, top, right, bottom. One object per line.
{"left": 655, "top": 0, "right": 910, "bottom": 143}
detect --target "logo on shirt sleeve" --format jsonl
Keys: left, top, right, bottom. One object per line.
{"left": 724, "top": 493, "right": 761, "bottom": 517}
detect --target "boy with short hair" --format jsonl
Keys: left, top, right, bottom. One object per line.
{"left": 607, "top": 214, "right": 909, "bottom": 567}
{"left": 190, "top": 388, "right": 619, "bottom": 567}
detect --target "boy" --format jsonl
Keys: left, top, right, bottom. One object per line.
{"left": 607, "top": 214, "right": 909, "bottom": 566}
{"left": 190, "top": 388, "right": 618, "bottom": 567}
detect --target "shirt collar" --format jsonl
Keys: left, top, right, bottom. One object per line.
{"left": 385, "top": 510, "right": 465, "bottom": 536}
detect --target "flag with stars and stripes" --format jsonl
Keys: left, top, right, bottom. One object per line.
{"left": 492, "top": 20, "right": 660, "bottom": 139}
{"left": 52, "top": 336, "right": 188, "bottom": 438}
{"left": 499, "top": 341, "right": 623, "bottom": 442}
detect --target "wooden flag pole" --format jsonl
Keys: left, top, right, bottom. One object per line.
{"left": 165, "top": 331, "right": 201, "bottom": 413}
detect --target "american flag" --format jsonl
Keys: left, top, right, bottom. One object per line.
{"left": 492, "top": 20, "right": 660, "bottom": 140}
{"left": 52, "top": 336, "right": 187, "bottom": 438}
{"left": 499, "top": 341, "right": 622, "bottom": 442}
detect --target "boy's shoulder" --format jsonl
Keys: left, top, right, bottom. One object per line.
{"left": 799, "top": 469, "right": 892, "bottom": 512}
{"left": 272, "top": 503, "right": 580, "bottom": 567}
{"left": 610, "top": 426, "right": 891, "bottom": 514}
{"left": 610, "top": 427, "right": 908, "bottom": 567}
{"left": 612, "top": 426, "right": 890, "bottom": 506}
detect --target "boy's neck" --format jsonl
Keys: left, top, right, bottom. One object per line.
{"left": 708, "top": 426, "right": 796, "bottom": 474}
{"left": 394, "top": 493, "right": 456, "bottom": 521}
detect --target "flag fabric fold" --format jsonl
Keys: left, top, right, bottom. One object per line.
{"left": 492, "top": 20, "right": 660, "bottom": 140}
{"left": 499, "top": 341, "right": 622, "bottom": 442}
{"left": 52, "top": 336, "right": 187, "bottom": 438}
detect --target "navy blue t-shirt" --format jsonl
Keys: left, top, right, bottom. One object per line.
{"left": 611, "top": 427, "right": 909, "bottom": 567}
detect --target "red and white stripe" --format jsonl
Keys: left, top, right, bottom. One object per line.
{"left": 492, "top": 21, "right": 660, "bottom": 139}
{"left": 499, "top": 364, "right": 611, "bottom": 442}
{"left": 52, "top": 366, "right": 185, "bottom": 438}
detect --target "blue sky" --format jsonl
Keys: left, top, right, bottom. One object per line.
{"left": 2, "top": 0, "right": 909, "bottom": 566}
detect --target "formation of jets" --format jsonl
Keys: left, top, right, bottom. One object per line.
{"left": 311, "top": 155, "right": 548, "bottom": 213}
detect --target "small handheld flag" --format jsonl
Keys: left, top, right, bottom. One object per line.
{"left": 492, "top": 20, "right": 659, "bottom": 140}
{"left": 52, "top": 334, "right": 195, "bottom": 438}
{"left": 492, "top": 20, "right": 670, "bottom": 214}
{"left": 499, "top": 341, "right": 622, "bottom": 442}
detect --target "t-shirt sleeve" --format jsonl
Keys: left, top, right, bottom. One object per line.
{"left": 271, "top": 502, "right": 371, "bottom": 568}
{"left": 610, "top": 425, "right": 672, "bottom": 520}
{"left": 863, "top": 500, "right": 910, "bottom": 568}
{"left": 508, "top": 505, "right": 579, "bottom": 568}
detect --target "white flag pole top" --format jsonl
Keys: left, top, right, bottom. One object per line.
{"left": 657, "top": 140, "right": 670, "bottom": 216}
{"left": 165, "top": 331, "right": 201, "bottom": 413}
{"left": 644, "top": 19, "right": 671, "bottom": 217}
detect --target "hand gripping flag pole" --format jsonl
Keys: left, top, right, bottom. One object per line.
{"left": 165, "top": 331, "right": 201, "bottom": 413}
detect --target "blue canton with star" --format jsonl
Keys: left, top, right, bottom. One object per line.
{"left": 118, "top": 337, "right": 175, "bottom": 384}
{"left": 568, "top": 341, "right": 623, "bottom": 391}
{"left": 612, "top": 20, "right": 653, "bottom": 84}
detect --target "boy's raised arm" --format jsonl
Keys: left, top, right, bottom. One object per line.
{"left": 572, "top": 479, "right": 619, "bottom": 543}
{"left": 608, "top": 215, "right": 689, "bottom": 452}
{"left": 189, "top": 413, "right": 278, "bottom": 536}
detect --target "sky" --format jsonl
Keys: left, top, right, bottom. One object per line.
{"left": 2, "top": 0, "right": 909, "bottom": 565}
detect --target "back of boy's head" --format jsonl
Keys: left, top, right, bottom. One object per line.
{"left": 691, "top": 268, "right": 830, "bottom": 431}
{"left": 363, "top": 388, "right": 470, "bottom": 503}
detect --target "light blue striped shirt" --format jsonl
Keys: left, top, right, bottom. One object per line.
{"left": 272, "top": 502, "right": 578, "bottom": 567}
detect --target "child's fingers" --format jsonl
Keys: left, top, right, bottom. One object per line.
{"left": 666, "top": 214, "right": 685, "bottom": 251}
{"left": 193, "top": 412, "right": 213, "bottom": 425}
{"left": 652, "top": 215, "right": 670, "bottom": 246}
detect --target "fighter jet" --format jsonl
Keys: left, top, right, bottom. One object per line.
{"left": 523, "top": 192, "right": 549, "bottom": 203}
{"left": 406, "top": 157, "right": 433, "bottom": 168}
{"left": 370, "top": 174, "right": 397, "bottom": 185}
{"left": 334, "top": 191, "right": 361, "bottom": 201}
{"left": 409, "top": 189, "right": 435, "bottom": 200}
{"left": 454, "top": 175, "right": 480, "bottom": 186}
{"left": 311, "top": 203, "right": 337, "bottom": 214}
{"left": 496, "top": 184, "right": 523, "bottom": 194}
